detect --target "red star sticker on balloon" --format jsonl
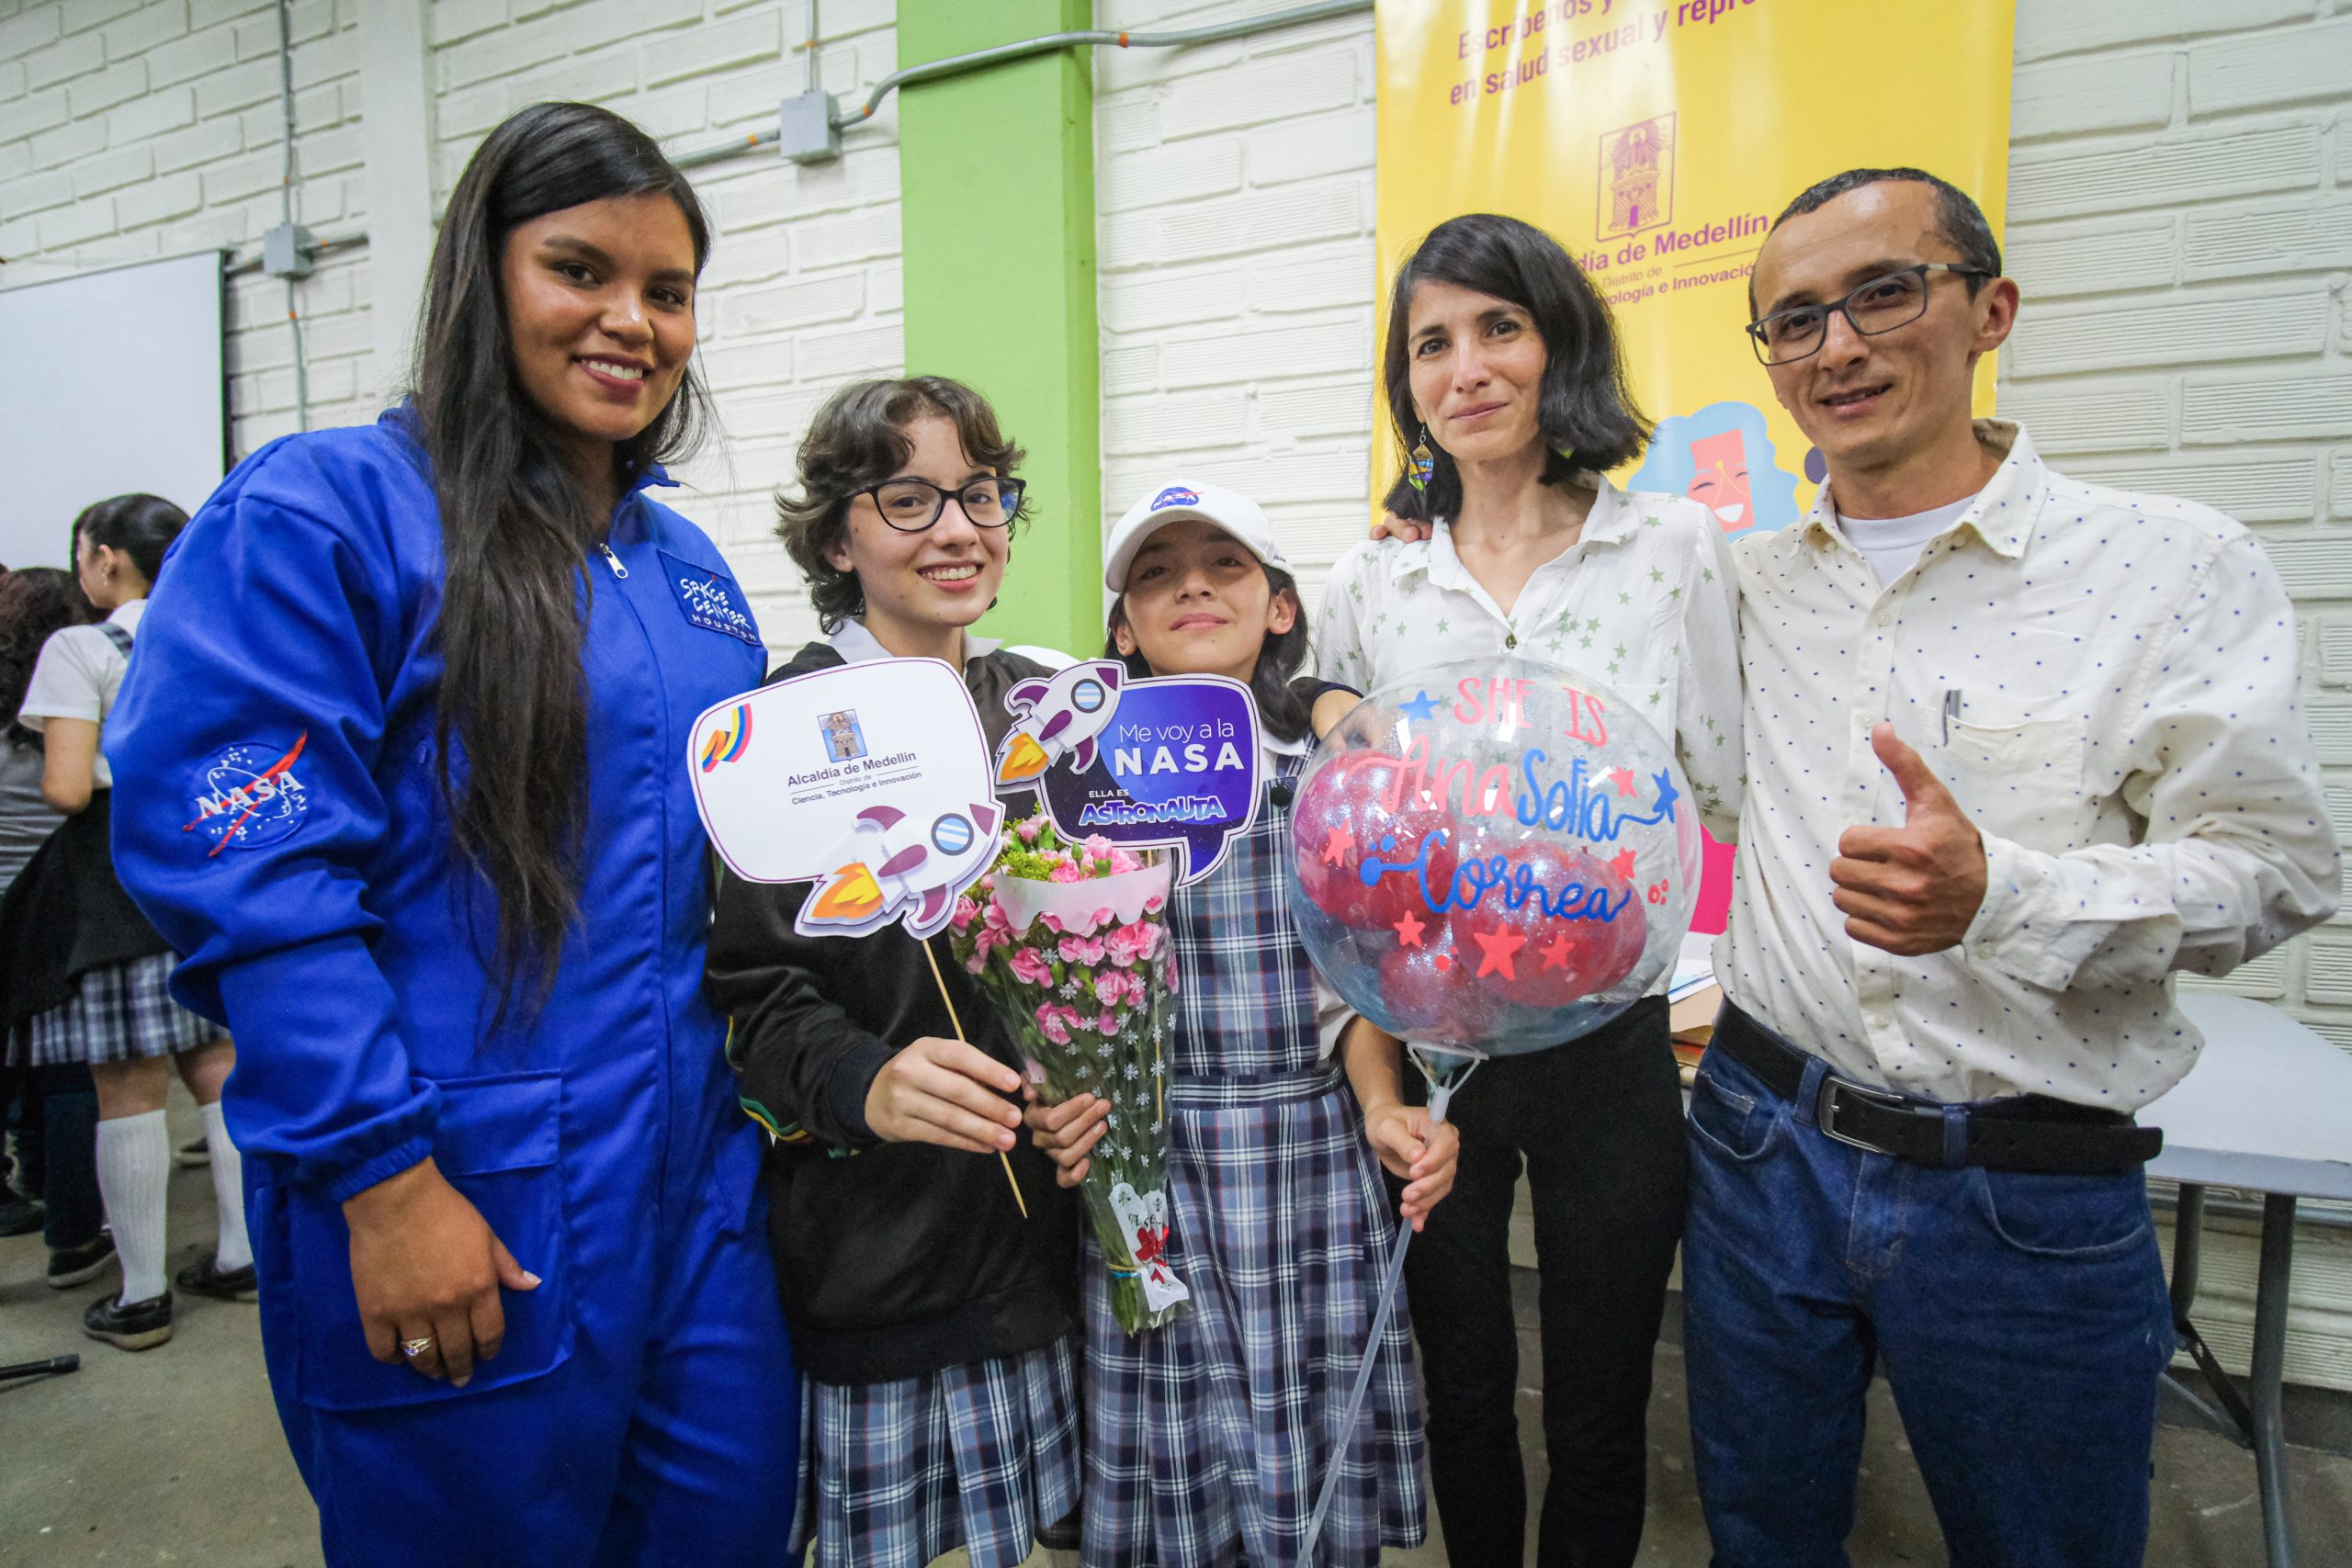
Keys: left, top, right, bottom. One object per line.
{"left": 1321, "top": 825, "right": 1356, "bottom": 867}
{"left": 1613, "top": 767, "right": 1639, "bottom": 797}
{"left": 1540, "top": 934, "right": 1573, "bottom": 970}
{"left": 1471, "top": 925, "right": 1526, "bottom": 980}
{"left": 1609, "top": 847, "right": 1637, "bottom": 882}
{"left": 1393, "top": 909, "right": 1426, "bottom": 948}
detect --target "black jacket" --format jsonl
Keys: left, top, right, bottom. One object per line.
{"left": 705, "top": 639, "right": 1079, "bottom": 1383}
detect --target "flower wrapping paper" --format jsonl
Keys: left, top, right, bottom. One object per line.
{"left": 949, "top": 817, "right": 1189, "bottom": 1333}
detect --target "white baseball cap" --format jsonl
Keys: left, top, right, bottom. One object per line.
{"left": 1102, "top": 479, "right": 1293, "bottom": 592}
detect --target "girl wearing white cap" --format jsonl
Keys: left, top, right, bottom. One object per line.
{"left": 1029, "top": 479, "right": 1455, "bottom": 1568}
{"left": 1320, "top": 213, "right": 1743, "bottom": 1568}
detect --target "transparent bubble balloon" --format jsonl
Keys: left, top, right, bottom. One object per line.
{"left": 1290, "top": 657, "right": 1701, "bottom": 1055}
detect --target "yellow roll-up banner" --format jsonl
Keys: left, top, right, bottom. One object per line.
{"left": 1374, "top": 0, "right": 2015, "bottom": 533}
{"left": 1375, "top": 0, "right": 2013, "bottom": 931}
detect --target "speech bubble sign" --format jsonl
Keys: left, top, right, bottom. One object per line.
{"left": 688, "top": 658, "right": 1004, "bottom": 941}
{"left": 1018, "top": 671, "right": 1262, "bottom": 886}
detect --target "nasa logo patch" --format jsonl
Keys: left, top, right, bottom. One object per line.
{"left": 1148, "top": 486, "right": 1200, "bottom": 512}
{"left": 186, "top": 735, "right": 312, "bottom": 856}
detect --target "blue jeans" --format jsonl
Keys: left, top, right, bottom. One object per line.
{"left": 1681, "top": 1043, "right": 2173, "bottom": 1568}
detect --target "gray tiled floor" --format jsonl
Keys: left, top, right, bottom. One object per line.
{"left": 6, "top": 1089, "right": 2349, "bottom": 1566}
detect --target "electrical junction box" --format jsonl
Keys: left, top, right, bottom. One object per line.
{"left": 261, "top": 222, "right": 316, "bottom": 280}
{"left": 778, "top": 90, "right": 841, "bottom": 164}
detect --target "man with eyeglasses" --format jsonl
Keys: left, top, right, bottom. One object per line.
{"left": 1685, "top": 167, "right": 2340, "bottom": 1564}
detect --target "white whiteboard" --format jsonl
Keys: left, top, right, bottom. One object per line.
{"left": 0, "top": 250, "right": 227, "bottom": 570}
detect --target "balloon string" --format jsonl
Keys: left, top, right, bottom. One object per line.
{"left": 1297, "top": 1043, "right": 1483, "bottom": 1566}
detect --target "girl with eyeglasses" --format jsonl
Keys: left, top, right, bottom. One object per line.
{"left": 707, "top": 376, "right": 1085, "bottom": 1568}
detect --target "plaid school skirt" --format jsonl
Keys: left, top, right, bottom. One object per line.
{"left": 25, "top": 952, "right": 216, "bottom": 1067}
{"left": 1080, "top": 1066, "right": 1429, "bottom": 1568}
{"left": 792, "top": 1335, "right": 1083, "bottom": 1568}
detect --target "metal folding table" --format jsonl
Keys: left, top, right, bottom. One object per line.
{"left": 2149, "top": 992, "right": 2352, "bottom": 1568}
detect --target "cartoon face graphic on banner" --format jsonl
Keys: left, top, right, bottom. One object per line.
{"left": 1626, "top": 400, "right": 1804, "bottom": 539}
{"left": 997, "top": 663, "right": 1263, "bottom": 886}
{"left": 687, "top": 658, "right": 1003, "bottom": 941}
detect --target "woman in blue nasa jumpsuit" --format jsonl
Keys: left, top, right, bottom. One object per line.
{"left": 105, "top": 104, "right": 797, "bottom": 1566}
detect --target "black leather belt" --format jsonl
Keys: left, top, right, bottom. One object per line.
{"left": 1710, "top": 1004, "right": 2163, "bottom": 1174}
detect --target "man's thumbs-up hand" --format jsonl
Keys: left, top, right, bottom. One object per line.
{"left": 1831, "top": 722, "right": 1988, "bottom": 957}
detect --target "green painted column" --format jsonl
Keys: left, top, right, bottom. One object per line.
{"left": 898, "top": 0, "right": 1101, "bottom": 656}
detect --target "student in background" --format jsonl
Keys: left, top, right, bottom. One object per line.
{"left": 0, "top": 566, "right": 102, "bottom": 1261}
{"left": 0, "top": 568, "right": 88, "bottom": 887}
{"left": 6, "top": 497, "right": 249, "bottom": 1349}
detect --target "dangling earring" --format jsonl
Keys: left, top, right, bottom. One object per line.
{"left": 1555, "top": 446, "right": 1577, "bottom": 468}
{"left": 1408, "top": 424, "right": 1435, "bottom": 492}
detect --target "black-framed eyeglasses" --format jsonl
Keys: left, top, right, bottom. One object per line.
{"left": 1744, "top": 264, "right": 1992, "bottom": 366}
{"left": 857, "top": 477, "right": 1025, "bottom": 533}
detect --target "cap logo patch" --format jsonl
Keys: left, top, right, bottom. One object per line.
{"left": 1149, "top": 486, "right": 1200, "bottom": 512}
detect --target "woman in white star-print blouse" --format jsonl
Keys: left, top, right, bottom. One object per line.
{"left": 1312, "top": 213, "right": 1741, "bottom": 1568}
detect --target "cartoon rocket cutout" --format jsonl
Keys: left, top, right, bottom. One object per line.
{"left": 997, "top": 660, "right": 1125, "bottom": 786}
{"left": 797, "top": 799, "right": 1004, "bottom": 940}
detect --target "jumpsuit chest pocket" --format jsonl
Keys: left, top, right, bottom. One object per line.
{"left": 658, "top": 548, "right": 761, "bottom": 647}
{"left": 276, "top": 1071, "right": 574, "bottom": 1411}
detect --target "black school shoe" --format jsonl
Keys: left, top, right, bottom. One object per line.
{"left": 174, "top": 1256, "right": 257, "bottom": 1301}
{"left": 84, "top": 1290, "right": 173, "bottom": 1350}
{"left": 0, "top": 1195, "right": 44, "bottom": 1236}
{"left": 47, "top": 1232, "right": 115, "bottom": 1288}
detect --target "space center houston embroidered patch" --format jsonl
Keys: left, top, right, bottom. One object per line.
{"left": 659, "top": 549, "right": 762, "bottom": 647}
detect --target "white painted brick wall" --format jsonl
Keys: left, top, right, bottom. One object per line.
{"left": 0, "top": 0, "right": 376, "bottom": 466}
{"left": 1091, "top": 0, "right": 1377, "bottom": 602}
{"left": 2002, "top": 2, "right": 2352, "bottom": 1112}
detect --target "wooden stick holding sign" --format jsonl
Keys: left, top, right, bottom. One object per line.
{"left": 920, "top": 935, "right": 1026, "bottom": 1218}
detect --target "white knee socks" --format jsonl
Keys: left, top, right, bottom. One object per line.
{"left": 202, "top": 1100, "right": 251, "bottom": 1274}
{"left": 96, "top": 1110, "right": 170, "bottom": 1305}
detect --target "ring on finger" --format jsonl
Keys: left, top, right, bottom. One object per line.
{"left": 401, "top": 1335, "right": 435, "bottom": 1359}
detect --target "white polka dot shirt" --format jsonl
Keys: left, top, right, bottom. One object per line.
{"left": 1312, "top": 476, "right": 1745, "bottom": 841}
{"left": 1717, "top": 421, "right": 2341, "bottom": 1111}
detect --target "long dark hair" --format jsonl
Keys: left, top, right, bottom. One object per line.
{"left": 1104, "top": 560, "right": 1315, "bottom": 746}
{"left": 413, "top": 101, "right": 715, "bottom": 1021}
{"left": 1381, "top": 213, "right": 1651, "bottom": 524}
{"left": 73, "top": 492, "right": 189, "bottom": 587}
{"left": 775, "top": 376, "right": 1029, "bottom": 633}
{"left": 0, "top": 568, "right": 97, "bottom": 750}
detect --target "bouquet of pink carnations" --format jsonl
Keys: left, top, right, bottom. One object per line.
{"left": 949, "top": 814, "right": 1189, "bottom": 1333}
